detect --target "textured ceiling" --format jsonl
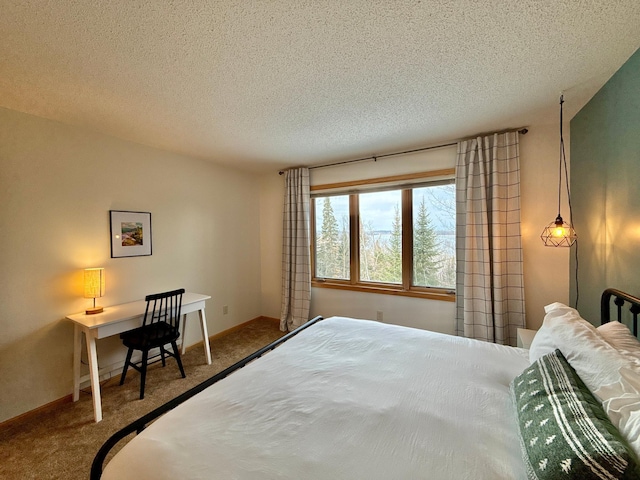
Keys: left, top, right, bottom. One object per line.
{"left": 1, "top": 1, "right": 639, "bottom": 173}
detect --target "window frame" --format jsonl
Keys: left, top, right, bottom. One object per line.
{"left": 310, "top": 169, "right": 456, "bottom": 302}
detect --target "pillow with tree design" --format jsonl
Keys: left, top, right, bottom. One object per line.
{"left": 511, "top": 349, "right": 640, "bottom": 479}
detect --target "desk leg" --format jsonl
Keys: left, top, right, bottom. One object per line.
{"left": 180, "top": 313, "right": 188, "bottom": 355}
{"left": 84, "top": 332, "right": 103, "bottom": 422}
{"left": 199, "top": 309, "right": 212, "bottom": 365}
{"left": 73, "top": 325, "right": 83, "bottom": 402}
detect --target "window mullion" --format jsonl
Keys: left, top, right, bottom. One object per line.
{"left": 402, "top": 190, "right": 413, "bottom": 290}
{"left": 310, "top": 198, "right": 317, "bottom": 278}
{"left": 350, "top": 194, "right": 359, "bottom": 285}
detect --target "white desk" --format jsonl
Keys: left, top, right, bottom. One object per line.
{"left": 66, "top": 292, "right": 211, "bottom": 422}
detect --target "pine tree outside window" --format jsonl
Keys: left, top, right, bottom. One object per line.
{"left": 412, "top": 185, "right": 455, "bottom": 289}
{"left": 313, "top": 195, "right": 349, "bottom": 280}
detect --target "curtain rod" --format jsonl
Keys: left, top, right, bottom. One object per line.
{"left": 278, "top": 127, "right": 528, "bottom": 175}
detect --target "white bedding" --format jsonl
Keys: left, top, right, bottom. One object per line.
{"left": 103, "top": 317, "right": 530, "bottom": 480}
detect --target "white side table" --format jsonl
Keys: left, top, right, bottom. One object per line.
{"left": 517, "top": 328, "right": 537, "bottom": 349}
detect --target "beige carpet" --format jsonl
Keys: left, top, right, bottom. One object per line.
{"left": 0, "top": 318, "right": 285, "bottom": 480}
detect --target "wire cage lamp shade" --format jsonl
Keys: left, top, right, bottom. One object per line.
{"left": 541, "top": 94, "right": 577, "bottom": 247}
{"left": 541, "top": 214, "right": 577, "bottom": 247}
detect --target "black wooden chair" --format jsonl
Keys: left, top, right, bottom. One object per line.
{"left": 119, "top": 288, "right": 187, "bottom": 399}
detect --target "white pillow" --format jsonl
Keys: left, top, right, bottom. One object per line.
{"left": 530, "top": 302, "right": 632, "bottom": 399}
{"left": 597, "top": 321, "right": 640, "bottom": 361}
{"left": 596, "top": 367, "right": 640, "bottom": 459}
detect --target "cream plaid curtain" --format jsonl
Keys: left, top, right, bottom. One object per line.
{"left": 455, "top": 131, "right": 525, "bottom": 345}
{"left": 280, "top": 168, "right": 311, "bottom": 332}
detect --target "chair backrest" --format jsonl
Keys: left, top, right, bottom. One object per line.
{"left": 142, "top": 288, "right": 186, "bottom": 331}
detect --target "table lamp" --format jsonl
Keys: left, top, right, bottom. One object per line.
{"left": 84, "top": 268, "right": 105, "bottom": 314}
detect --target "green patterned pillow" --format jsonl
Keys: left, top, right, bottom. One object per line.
{"left": 511, "top": 349, "right": 640, "bottom": 480}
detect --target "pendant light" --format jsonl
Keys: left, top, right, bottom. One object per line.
{"left": 541, "top": 95, "right": 577, "bottom": 247}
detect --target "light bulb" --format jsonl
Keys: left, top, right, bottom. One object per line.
{"left": 552, "top": 225, "right": 566, "bottom": 238}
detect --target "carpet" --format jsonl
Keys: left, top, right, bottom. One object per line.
{"left": 0, "top": 318, "right": 284, "bottom": 480}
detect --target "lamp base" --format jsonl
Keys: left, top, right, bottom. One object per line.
{"left": 86, "top": 306, "right": 104, "bottom": 315}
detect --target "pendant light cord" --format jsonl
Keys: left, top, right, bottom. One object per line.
{"left": 559, "top": 94, "right": 579, "bottom": 310}
{"left": 564, "top": 124, "right": 579, "bottom": 310}
{"left": 558, "top": 95, "right": 564, "bottom": 217}
{"left": 559, "top": 95, "right": 572, "bottom": 226}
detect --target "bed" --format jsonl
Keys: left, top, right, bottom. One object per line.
{"left": 92, "top": 288, "right": 640, "bottom": 480}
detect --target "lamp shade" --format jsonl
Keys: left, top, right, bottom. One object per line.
{"left": 540, "top": 215, "right": 577, "bottom": 247}
{"left": 84, "top": 268, "right": 105, "bottom": 299}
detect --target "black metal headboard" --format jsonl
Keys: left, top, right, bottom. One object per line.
{"left": 600, "top": 288, "right": 640, "bottom": 336}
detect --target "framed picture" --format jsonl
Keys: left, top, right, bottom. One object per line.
{"left": 110, "top": 210, "right": 152, "bottom": 258}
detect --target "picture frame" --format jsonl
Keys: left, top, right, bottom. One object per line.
{"left": 109, "top": 210, "right": 152, "bottom": 258}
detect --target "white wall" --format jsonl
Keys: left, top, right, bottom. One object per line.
{"left": 311, "top": 288, "right": 456, "bottom": 333}
{"left": 0, "top": 105, "right": 571, "bottom": 423}
{"left": 0, "top": 107, "right": 262, "bottom": 422}
{"left": 259, "top": 122, "right": 571, "bottom": 334}
{"left": 519, "top": 123, "right": 572, "bottom": 329}
{"left": 259, "top": 173, "right": 285, "bottom": 319}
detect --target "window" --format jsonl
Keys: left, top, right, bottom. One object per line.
{"left": 311, "top": 176, "right": 456, "bottom": 301}
{"left": 412, "top": 184, "right": 456, "bottom": 289}
{"left": 314, "top": 194, "right": 350, "bottom": 280}
{"left": 360, "top": 190, "right": 402, "bottom": 284}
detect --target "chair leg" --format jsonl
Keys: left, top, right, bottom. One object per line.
{"left": 171, "top": 341, "right": 186, "bottom": 378}
{"left": 160, "top": 345, "right": 166, "bottom": 367}
{"left": 139, "top": 349, "right": 149, "bottom": 400}
{"left": 120, "top": 348, "right": 134, "bottom": 385}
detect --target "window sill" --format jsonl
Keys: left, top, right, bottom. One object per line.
{"left": 311, "top": 280, "right": 456, "bottom": 302}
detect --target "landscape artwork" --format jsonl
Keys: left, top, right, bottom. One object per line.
{"left": 120, "top": 222, "right": 143, "bottom": 246}
{"left": 110, "top": 210, "right": 152, "bottom": 257}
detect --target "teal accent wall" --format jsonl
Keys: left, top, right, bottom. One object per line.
{"left": 570, "top": 47, "right": 640, "bottom": 324}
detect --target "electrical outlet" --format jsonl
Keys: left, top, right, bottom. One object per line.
{"left": 223, "top": 305, "right": 228, "bottom": 315}
{"left": 376, "top": 310, "right": 383, "bottom": 322}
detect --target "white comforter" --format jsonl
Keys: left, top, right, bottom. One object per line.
{"left": 103, "top": 317, "right": 530, "bottom": 479}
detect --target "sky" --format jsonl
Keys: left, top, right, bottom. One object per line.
{"left": 315, "top": 184, "right": 455, "bottom": 233}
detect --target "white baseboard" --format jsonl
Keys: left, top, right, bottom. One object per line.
{"left": 79, "top": 348, "right": 162, "bottom": 389}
